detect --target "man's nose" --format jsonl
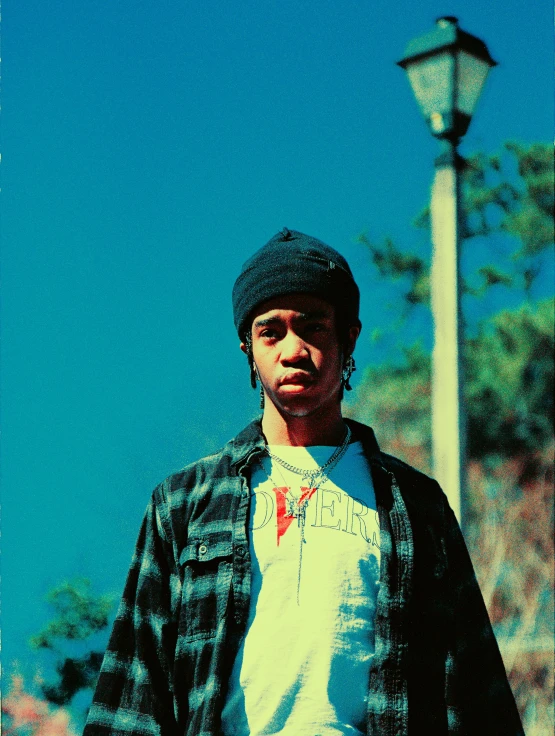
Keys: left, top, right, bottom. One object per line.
{"left": 280, "top": 331, "right": 309, "bottom": 363}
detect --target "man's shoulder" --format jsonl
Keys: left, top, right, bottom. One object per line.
{"left": 159, "top": 446, "right": 233, "bottom": 495}
{"left": 381, "top": 451, "right": 450, "bottom": 525}
{"left": 154, "top": 418, "right": 263, "bottom": 499}
{"left": 348, "top": 418, "right": 447, "bottom": 513}
{"left": 379, "top": 450, "right": 438, "bottom": 488}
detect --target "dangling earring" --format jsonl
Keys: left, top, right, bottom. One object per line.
{"left": 253, "top": 362, "right": 265, "bottom": 409}
{"left": 245, "top": 333, "right": 258, "bottom": 389}
{"left": 342, "top": 355, "right": 356, "bottom": 391}
{"left": 250, "top": 363, "right": 257, "bottom": 389}
{"left": 245, "top": 331, "right": 265, "bottom": 409}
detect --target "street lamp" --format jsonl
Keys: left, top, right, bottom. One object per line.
{"left": 398, "top": 16, "right": 497, "bottom": 144}
{"left": 397, "top": 17, "right": 497, "bottom": 524}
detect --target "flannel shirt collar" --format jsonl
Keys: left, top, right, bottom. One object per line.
{"left": 226, "top": 416, "right": 384, "bottom": 472}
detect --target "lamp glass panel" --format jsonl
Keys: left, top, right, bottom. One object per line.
{"left": 456, "top": 50, "right": 491, "bottom": 116}
{"left": 405, "top": 51, "right": 454, "bottom": 118}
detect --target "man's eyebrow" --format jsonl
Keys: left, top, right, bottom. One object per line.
{"left": 297, "top": 310, "right": 332, "bottom": 321}
{"left": 253, "top": 310, "right": 332, "bottom": 329}
{"left": 253, "top": 316, "right": 281, "bottom": 329}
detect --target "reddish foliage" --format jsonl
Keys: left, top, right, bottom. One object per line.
{"left": 2, "top": 676, "right": 77, "bottom": 736}
{"left": 467, "top": 448, "right": 554, "bottom": 734}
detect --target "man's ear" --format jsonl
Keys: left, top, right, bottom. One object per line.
{"left": 347, "top": 324, "right": 361, "bottom": 356}
{"left": 240, "top": 341, "right": 247, "bottom": 355}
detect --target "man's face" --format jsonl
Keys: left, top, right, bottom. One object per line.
{"left": 242, "top": 293, "right": 359, "bottom": 419}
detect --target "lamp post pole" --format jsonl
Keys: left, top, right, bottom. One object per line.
{"left": 430, "top": 140, "right": 466, "bottom": 523}
{"left": 397, "top": 17, "right": 497, "bottom": 526}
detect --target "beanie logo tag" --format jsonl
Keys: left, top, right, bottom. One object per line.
{"left": 281, "top": 227, "right": 294, "bottom": 241}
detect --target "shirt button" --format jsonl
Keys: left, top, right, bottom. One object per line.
{"left": 198, "top": 544, "right": 208, "bottom": 556}
{"left": 236, "top": 546, "right": 246, "bottom": 557}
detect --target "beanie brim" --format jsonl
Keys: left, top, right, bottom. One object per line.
{"left": 232, "top": 229, "right": 360, "bottom": 338}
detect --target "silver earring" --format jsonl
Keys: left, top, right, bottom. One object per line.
{"left": 250, "top": 364, "right": 258, "bottom": 389}
{"left": 245, "top": 333, "right": 258, "bottom": 389}
{"left": 342, "top": 355, "right": 356, "bottom": 391}
{"left": 253, "top": 363, "right": 265, "bottom": 409}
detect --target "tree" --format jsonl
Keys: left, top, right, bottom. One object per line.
{"left": 348, "top": 297, "right": 553, "bottom": 467}
{"left": 465, "top": 298, "right": 553, "bottom": 459}
{"left": 29, "top": 578, "right": 114, "bottom": 708}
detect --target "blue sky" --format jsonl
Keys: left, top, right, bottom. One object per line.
{"left": 2, "top": 0, "right": 553, "bottom": 704}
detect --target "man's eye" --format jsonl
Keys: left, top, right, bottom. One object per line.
{"left": 260, "top": 329, "right": 279, "bottom": 339}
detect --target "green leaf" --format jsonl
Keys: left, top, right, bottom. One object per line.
{"left": 30, "top": 578, "right": 114, "bottom": 650}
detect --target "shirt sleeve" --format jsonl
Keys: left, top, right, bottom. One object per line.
{"left": 442, "top": 499, "right": 525, "bottom": 735}
{"left": 84, "top": 487, "right": 183, "bottom": 736}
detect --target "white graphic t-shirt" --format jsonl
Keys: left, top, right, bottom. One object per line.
{"left": 221, "top": 441, "right": 380, "bottom": 736}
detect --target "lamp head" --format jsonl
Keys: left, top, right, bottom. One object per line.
{"left": 397, "top": 17, "right": 497, "bottom": 142}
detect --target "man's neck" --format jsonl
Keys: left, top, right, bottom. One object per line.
{"left": 261, "top": 404, "right": 348, "bottom": 447}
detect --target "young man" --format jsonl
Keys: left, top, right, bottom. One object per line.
{"left": 85, "top": 229, "right": 523, "bottom": 735}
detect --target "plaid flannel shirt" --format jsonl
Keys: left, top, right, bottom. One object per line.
{"left": 84, "top": 418, "right": 524, "bottom": 736}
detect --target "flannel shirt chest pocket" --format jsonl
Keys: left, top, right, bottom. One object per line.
{"left": 179, "top": 534, "right": 234, "bottom": 641}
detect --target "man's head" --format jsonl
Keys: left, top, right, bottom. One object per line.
{"left": 232, "top": 228, "right": 361, "bottom": 417}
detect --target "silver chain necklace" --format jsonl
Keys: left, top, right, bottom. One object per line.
{"left": 265, "top": 425, "right": 351, "bottom": 488}
{"left": 260, "top": 460, "right": 317, "bottom": 606}
{"left": 260, "top": 425, "right": 352, "bottom": 604}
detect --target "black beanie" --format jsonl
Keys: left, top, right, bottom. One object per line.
{"left": 232, "top": 228, "right": 360, "bottom": 338}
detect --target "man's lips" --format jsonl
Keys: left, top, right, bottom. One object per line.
{"left": 279, "top": 372, "right": 316, "bottom": 387}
